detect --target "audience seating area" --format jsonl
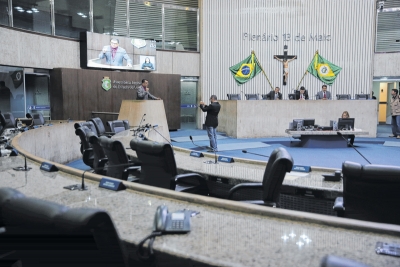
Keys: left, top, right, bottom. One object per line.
{"left": 0, "top": 187, "right": 127, "bottom": 266}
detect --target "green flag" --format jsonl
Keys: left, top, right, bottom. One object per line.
{"left": 229, "top": 53, "right": 262, "bottom": 85}
{"left": 307, "top": 52, "right": 342, "bottom": 85}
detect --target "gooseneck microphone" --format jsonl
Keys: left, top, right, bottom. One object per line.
{"left": 242, "top": 150, "right": 269, "bottom": 158}
{"left": 337, "top": 132, "right": 371, "bottom": 164}
{"left": 152, "top": 125, "right": 173, "bottom": 147}
{"left": 189, "top": 136, "right": 217, "bottom": 164}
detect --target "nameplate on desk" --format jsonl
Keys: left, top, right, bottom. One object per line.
{"left": 99, "top": 178, "right": 126, "bottom": 191}
{"left": 292, "top": 165, "right": 311, "bottom": 172}
{"left": 190, "top": 151, "right": 204, "bottom": 158}
{"left": 40, "top": 162, "right": 58, "bottom": 172}
{"left": 218, "top": 156, "right": 234, "bottom": 163}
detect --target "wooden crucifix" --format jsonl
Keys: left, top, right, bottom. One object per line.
{"left": 274, "top": 45, "right": 297, "bottom": 85}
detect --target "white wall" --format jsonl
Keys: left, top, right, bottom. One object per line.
{"left": 200, "top": 0, "right": 376, "bottom": 105}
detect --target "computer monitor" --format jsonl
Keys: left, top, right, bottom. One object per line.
{"left": 288, "top": 94, "right": 296, "bottom": 100}
{"left": 227, "top": 94, "right": 241, "bottom": 100}
{"left": 245, "top": 94, "right": 259, "bottom": 100}
{"left": 292, "top": 119, "right": 304, "bottom": 130}
{"left": 303, "top": 118, "right": 315, "bottom": 127}
{"left": 336, "top": 94, "right": 351, "bottom": 100}
{"left": 337, "top": 118, "right": 355, "bottom": 130}
{"left": 355, "top": 94, "right": 369, "bottom": 100}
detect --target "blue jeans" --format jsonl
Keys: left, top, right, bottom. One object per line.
{"left": 392, "top": 116, "right": 400, "bottom": 136}
{"left": 206, "top": 127, "right": 217, "bottom": 151}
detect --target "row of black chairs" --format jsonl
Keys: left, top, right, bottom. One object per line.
{"left": 0, "top": 112, "right": 46, "bottom": 136}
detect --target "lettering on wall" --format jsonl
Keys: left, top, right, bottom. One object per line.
{"left": 242, "top": 33, "right": 331, "bottom": 41}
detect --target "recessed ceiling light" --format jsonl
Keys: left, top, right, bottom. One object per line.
{"left": 82, "top": 15, "right": 87, "bottom": 18}
{"left": 77, "top": 12, "right": 83, "bottom": 16}
{"left": 26, "top": 10, "right": 32, "bottom": 13}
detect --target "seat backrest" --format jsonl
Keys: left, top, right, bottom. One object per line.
{"left": 75, "top": 126, "right": 93, "bottom": 151}
{"left": 130, "top": 139, "right": 177, "bottom": 189}
{"left": 88, "top": 132, "right": 107, "bottom": 174}
{"left": 3, "top": 112, "right": 16, "bottom": 128}
{"left": 262, "top": 147, "right": 294, "bottom": 203}
{"left": 32, "top": 113, "right": 45, "bottom": 125}
{"left": 99, "top": 136, "right": 130, "bottom": 180}
{"left": 90, "top": 117, "right": 106, "bottom": 136}
{"left": 74, "top": 121, "right": 97, "bottom": 133}
{"left": 342, "top": 161, "right": 400, "bottom": 224}
{"left": 0, "top": 187, "right": 26, "bottom": 227}
{"left": 107, "top": 120, "right": 130, "bottom": 134}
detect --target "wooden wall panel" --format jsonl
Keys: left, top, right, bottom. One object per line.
{"left": 49, "top": 68, "right": 181, "bottom": 130}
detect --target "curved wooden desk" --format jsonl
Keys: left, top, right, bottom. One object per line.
{"left": 7, "top": 123, "right": 400, "bottom": 267}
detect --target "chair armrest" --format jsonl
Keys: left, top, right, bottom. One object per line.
{"left": 122, "top": 166, "right": 141, "bottom": 180}
{"left": 228, "top": 183, "right": 263, "bottom": 200}
{"left": 333, "top": 197, "right": 345, "bottom": 211}
{"left": 175, "top": 173, "right": 205, "bottom": 183}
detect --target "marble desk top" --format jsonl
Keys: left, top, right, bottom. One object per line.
{"left": 285, "top": 129, "right": 369, "bottom": 136}
{"left": 1, "top": 156, "right": 400, "bottom": 267}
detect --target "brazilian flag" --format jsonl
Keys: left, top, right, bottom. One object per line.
{"left": 307, "top": 52, "right": 342, "bottom": 85}
{"left": 229, "top": 53, "right": 262, "bottom": 85}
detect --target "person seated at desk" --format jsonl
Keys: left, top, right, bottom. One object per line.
{"left": 316, "top": 84, "right": 332, "bottom": 100}
{"left": 296, "top": 86, "right": 309, "bottom": 100}
{"left": 267, "top": 87, "right": 282, "bottom": 100}
{"left": 342, "top": 111, "right": 355, "bottom": 146}
{"left": 141, "top": 57, "right": 154, "bottom": 70}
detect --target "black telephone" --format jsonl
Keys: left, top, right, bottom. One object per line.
{"left": 153, "top": 205, "right": 191, "bottom": 233}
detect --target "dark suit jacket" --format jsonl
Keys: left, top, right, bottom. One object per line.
{"left": 296, "top": 90, "right": 309, "bottom": 100}
{"left": 267, "top": 91, "right": 282, "bottom": 100}
{"left": 200, "top": 101, "right": 221, "bottom": 128}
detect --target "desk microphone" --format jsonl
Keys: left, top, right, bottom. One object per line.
{"left": 242, "top": 150, "right": 269, "bottom": 158}
{"left": 189, "top": 136, "right": 217, "bottom": 164}
{"left": 336, "top": 132, "right": 371, "bottom": 164}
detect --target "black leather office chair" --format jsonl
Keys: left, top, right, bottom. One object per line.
{"left": 227, "top": 94, "right": 241, "bottom": 100}
{"left": 227, "top": 147, "right": 294, "bottom": 207}
{"left": 0, "top": 191, "right": 127, "bottom": 266}
{"left": 130, "top": 139, "right": 209, "bottom": 195}
{"left": 90, "top": 117, "right": 115, "bottom": 136}
{"left": 75, "top": 126, "right": 94, "bottom": 168}
{"left": 0, "top": 112, "right": 16, "bottom": 135}
{"left": 88, "top": 132, "right": 108, "bottom": 174}
{"left": 99, "top": 136, "right": 140, "bottom": 181}
{"left": 333, "top": 161, "right": 400, "bottom": 224}
{"left": 31, "top": 113, "right": 45, "bottom": 126}
{"left": 245, "top": 94, "right": 259, "bottom": 100}
{"left": 74, "top": 121, "right": 97, "bottom": 133}
{"left": 320, "top": 255, "right": 370, "bottom": 267}
{"left": 0, "top": 187, "right": 26, "bottom": 227}
{"left": 107, "top": 120, "right": 130, "bottom": 134}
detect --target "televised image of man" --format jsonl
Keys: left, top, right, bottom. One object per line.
{"left": 297, "top": 86, "right": 309, "bottom": 100}
{"left": 136, "top": 79, "right": 161, "bottom": 100}
{"left": 316, "top": 84, "right": 331, "bottom": 100}
{"left": 199, "top": 95, "right": 221, "bottom": 152}
{"left": 99, "top": 38, "right": 132, "bottom": 67}
{"left": 267, "top": 87, "right": 282, "bottom": 100}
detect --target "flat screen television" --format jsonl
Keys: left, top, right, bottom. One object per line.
{"left": 80, "top": 32, "right": 157, "bottom": 71}
{"left": 337, "top": 118, "right": 355, "bottom": 130}
{"left": 227, "top": 94, "right": 241, "bottom": 100}
{"left": 336, "top": 94, "right": 351, "bottom": 100}
{"left": 355, "top": 94, "right": 370, "bottom": 100}
{"left": 303, "top": 118, "right": 315, "bottom": 127}
{"left": 245, "top": 94, "right": 259, "bottom": 100}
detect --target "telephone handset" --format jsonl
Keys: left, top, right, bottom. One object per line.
{"left": 153, "top": 205, "right": 191, "bottom": 233}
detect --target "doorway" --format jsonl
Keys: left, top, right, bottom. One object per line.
{"left": 180, "top": 77, "right": 198, "bottom": 129}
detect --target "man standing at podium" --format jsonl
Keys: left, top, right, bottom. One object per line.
{"left": 136, "top": 79, "right": 161, "bottom": 100}
{"left": 200, "top": 95, "right": 221, "bottom": 152}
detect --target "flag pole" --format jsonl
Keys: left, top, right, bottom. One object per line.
{"left": 296, "top": 50, "right": 318, "bottom": 90}
{"left": 252, "top": 50, "right": 273, "bottom": 90}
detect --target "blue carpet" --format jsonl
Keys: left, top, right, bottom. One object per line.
{"left": 65, "top": 159, "right": 92, "bottom": 171}
{"left": 383, "top": 141, "right": 400, "bottom": 147}
{"left": 172, "top": 135, "right": 227, "bottom": 142}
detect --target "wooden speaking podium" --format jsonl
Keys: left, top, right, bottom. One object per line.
{"left": 118, "top": 100, "right": 171, "bottom": 143}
